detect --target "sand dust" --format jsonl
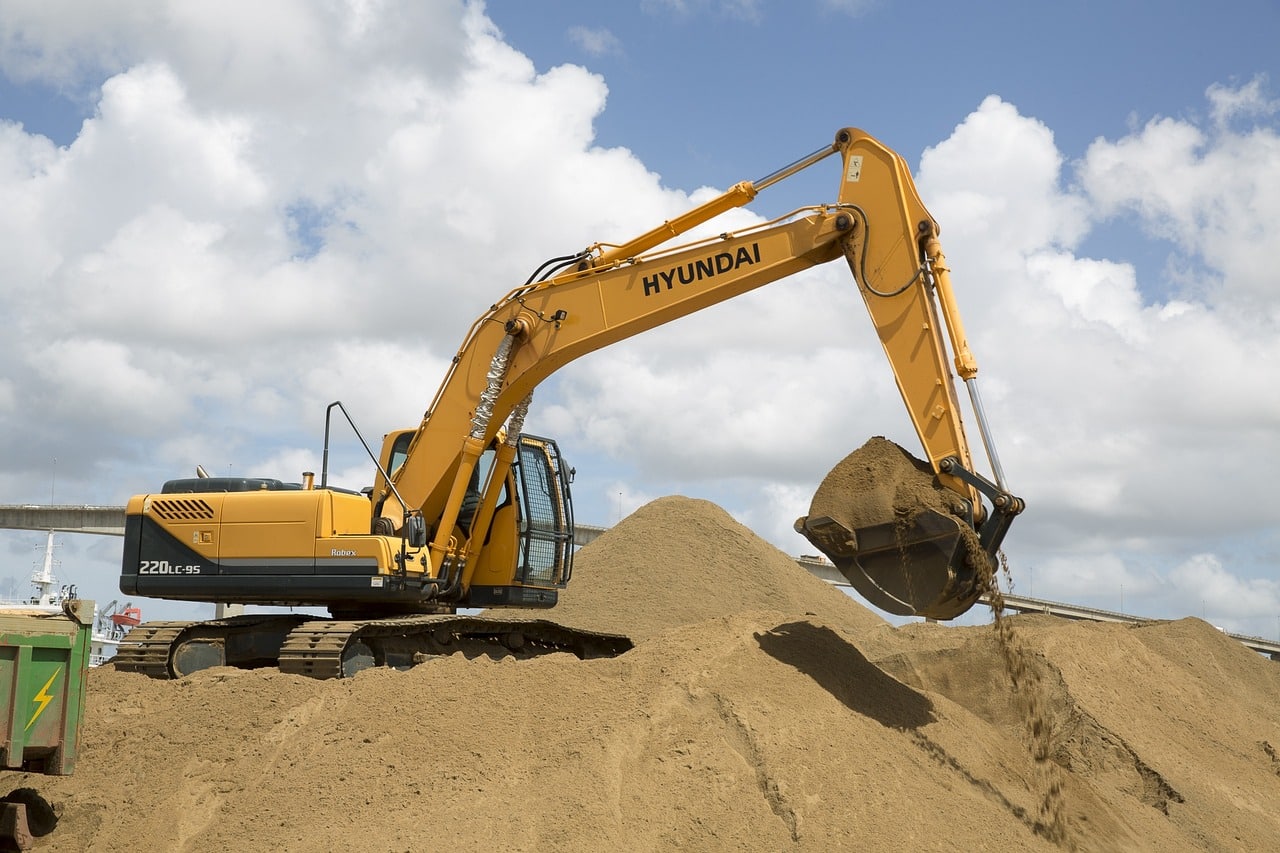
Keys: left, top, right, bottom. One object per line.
{"left": 6, "top": 495, "right": 1279, "bottom": 852}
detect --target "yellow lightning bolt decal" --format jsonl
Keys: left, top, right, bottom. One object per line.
{"left": 25, "top": 668, "right": 60, "bottom": 731}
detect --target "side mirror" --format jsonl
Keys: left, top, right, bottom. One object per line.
{"left": 405, "top": 515, "right": 427, "bottom": 549}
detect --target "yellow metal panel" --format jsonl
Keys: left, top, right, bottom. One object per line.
{"left": 467, "top": 503, "right": 520, "bottom": 587}
{"left": 219, "top": 491, "right": 324, "bottom": 559}
{"left": 141, "top": 493, "right": 226, "bottom": 560}
{"left": 325, "top": 491, "right": 375, "bottom": 536}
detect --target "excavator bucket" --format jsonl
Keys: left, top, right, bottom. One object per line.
{"left": 796, "top": 437, "right": 990, "bottom": 620}
{"left": 797, "top": 511, "right": 983, "bottom": 620}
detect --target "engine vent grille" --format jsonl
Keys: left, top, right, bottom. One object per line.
{"left": 150, "top": 498, "right": 215, "bottom": 520}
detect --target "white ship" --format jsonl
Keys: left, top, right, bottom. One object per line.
{"left": 2, "top": 531, "right": 140, "bottom": 666}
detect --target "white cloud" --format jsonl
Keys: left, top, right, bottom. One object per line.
{"left": 568, "top": 26, "right": 621, "bottom": 58}
{"left": 1206, "top": 75, "right": 1278, "bottom": 128}
{"left": 1169, "top": 553, "right": 1280, "bottom": 627}
{"left": 1029, "top": 251, "right": 1148, "bottom": 344}
{"left": 1078, "top": 80, "right": 1280, "bottom": 309}
{"left": 919, "top": 95, "right": 1090, "bottom": 255}
{"left": 30, "top": 337, "right": 186, "bottom": 431}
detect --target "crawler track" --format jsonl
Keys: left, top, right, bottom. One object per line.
{"left": 112, "top": 621, "right": 189, "bottom": 678}
{"left": 115, "top": 614, "right": 632, "bottom": 679}
{"left": 279, "top": 615, "right": 633, "bottom": 678}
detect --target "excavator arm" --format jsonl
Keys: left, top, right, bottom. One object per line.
{"left": 380, "top": 128, "right": 1023, "bottom": 617}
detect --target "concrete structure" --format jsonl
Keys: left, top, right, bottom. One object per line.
{"left": 0, "top": 505, "right": 126, "bottom": 536}
{"left": 575, "top": 524, "right": 606, "bottom": 546}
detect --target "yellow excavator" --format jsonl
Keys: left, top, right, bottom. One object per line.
{"left": 117, "top": 127, "right": 1023, "bottom": 679}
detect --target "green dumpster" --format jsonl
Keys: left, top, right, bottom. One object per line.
{"left": 0, "top": 600, "right": 93, "bottom": 775}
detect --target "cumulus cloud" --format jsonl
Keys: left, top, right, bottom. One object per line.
{"left": 1078, "top": 77, "right": 1280, "bottom": 309}
{"left": 0, "top": 3, "right": 1275, "bottom": 637}
{"left": 1169, "top": 553, "right": 1280, "bottom": 631}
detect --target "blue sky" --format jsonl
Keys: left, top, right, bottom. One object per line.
{"left": 0, "top": 0, "right": 1277, "bottom": 637}
{"left": 484, "top": 2, "right": 1276, "bottom": 182}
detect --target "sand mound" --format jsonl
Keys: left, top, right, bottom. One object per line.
{"left": 6, "top": 496, "right": 1280, "bottom": 852}
{"left": 869, "top": 613, "right": 1280, "bottom": 848}
{"left": 545, "top": 495, "right": 887, "bottom": 640}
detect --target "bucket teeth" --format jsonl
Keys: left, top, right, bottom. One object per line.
{"left": 793, "top": 515, "right": 857, "bottom": 559}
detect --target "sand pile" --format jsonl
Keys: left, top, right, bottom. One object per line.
{"left": 6, "top": 496, "right": 1280, "bottom": 852}
{"left": 544, "top": 495, "right": 887, "bottom": 640}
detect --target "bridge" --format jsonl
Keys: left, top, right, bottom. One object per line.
{"left": 0, "top": 504, "right": 128, "bottom": 536}
{"left": 3, "top": 506, "right": 1275, "bottom": 660}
